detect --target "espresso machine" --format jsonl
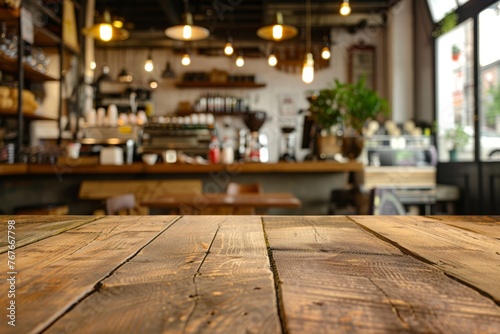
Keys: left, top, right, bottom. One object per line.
{"left": 242, "top": 111, "right": 268, "bottom": 163}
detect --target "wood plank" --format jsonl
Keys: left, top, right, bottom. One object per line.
{"left": 46, "top": 216, "right": 281, "bottom": 334}
{"left": 78, "top": 179, "right": 203, "bottom": 200}
{"left": 0, "top": 216, "right": 179, "bottom": 334}
{"left": 0, "top": 216, "right": 101, "bottom": 253}
{"left": 363, "top": 166, "right": 436, "bottom": 189}
{"left": 426, "top": 216, "right": 500, "bottom": 239}
{"left": 263, "top": 216, "right": 500, "bottom": 333}
{"left": 351, "top": 216, "right": 500, "bottom": 303}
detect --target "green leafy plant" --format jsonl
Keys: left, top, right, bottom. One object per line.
{"left": 307, "top": 86, "right": 343, "bottom": 132}
{"left": 336, "top": 76, "right": 390, "bottom": 134}
{"left": 433, "top": 11, "right": 458, "bottom": 37}
{"left": 444, "top": 123, "right": 470, "bottom": 150}
{"left": 452, "top": 44, "right": 461, "bottom": 55}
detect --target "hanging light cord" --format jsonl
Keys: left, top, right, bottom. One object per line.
{"left": 306, "top": 0, "right": 311, "bottom": 52}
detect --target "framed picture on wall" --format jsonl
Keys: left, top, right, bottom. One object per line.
{"left": 348, "top": 43, "right": 376, "bottom": 90}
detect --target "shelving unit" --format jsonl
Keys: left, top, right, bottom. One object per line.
{"left": 0, "top": 0, "right": 84, "bottom": 159}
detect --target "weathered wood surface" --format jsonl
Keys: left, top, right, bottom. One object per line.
{"left": 263, "top": 216, "right": 500, "bottom": 333}
{"left": 0, "top": 216, "right": 179, "bottom": 334}
{"left": 1, "top": 215, "right": 500, "bottom": 334}
{"left": 351, "top": 216, "right": 500, "bottom": 303}
{"left": 0, "top": 216, "right": 102, "bottom": 253}
{"left": 45, "top": 216, "right": 281, "bottom": 334}
{"left": 426, "top": 216, "right": 500, "bottom": 239}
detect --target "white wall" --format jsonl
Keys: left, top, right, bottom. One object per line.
{"left": 94, "top": 27, "right": 387, "bottom": 162}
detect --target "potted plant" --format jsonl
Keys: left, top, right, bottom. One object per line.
{"left": 452, "top": 44, "right": 461, "bottom": 61}
{"left": 307, "top": 86, "right": 343, "bottom": 159}
{"left": 444, "top": 123, "right": 470, "bottom": 161}
{"left": 336, "top": 76, "right": 390, "bottom": 159}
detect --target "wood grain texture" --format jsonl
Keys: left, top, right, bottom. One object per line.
{"left": 0, "top": 216, "right": 101, "bottom": 253}
{"left": 263, "top": 216, "right": 500, "bottom": 334}
{"left": 46, "top": 216, "right": 281, "bottom": 334}
{"left": 426, "top": 216, "right": 500, "bottom": 239}
{"left": 78, "top": 179, "right": 203, "bottom": 200}
{"left": 351, "top": 216, "right": 500, "bottom": 303}
{"left": 0, "top": 216, "right": 179, "bottom": 334}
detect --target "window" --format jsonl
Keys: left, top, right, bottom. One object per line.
{"left": 427, "top": 0, "right": 458, "bottom": 22}
{"left": 479, "top": 1, "right": 500, "bottom": 161}
{"left": 436, "top": 19, "right": 474, "bottom": 162}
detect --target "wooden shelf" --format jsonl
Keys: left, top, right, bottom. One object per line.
{"left": 0, "top": 164, "right": 28, "bottom": 175}
{"left": 0, "top": 108, "right": 57, "bottom": 120}
{"left": 0, "top": 54, "right": 58, "bottom": 81}
{"left": 175, "top": 82, "right": 266, "bottom": 89}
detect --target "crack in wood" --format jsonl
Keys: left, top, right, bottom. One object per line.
{"left": 262, "top": 217, "right": 288, "bottom": 334}
{"left": 182, "top": 224, "right": 221, "bottom": 333}
{"left": 349, "top": 216, "right": 500, "bottom": 307}
{"left": 40, "top": 216, "right": 183, "bottom": 333}
{"left": 346, "top": 262, "right": 413, "bottom": 331}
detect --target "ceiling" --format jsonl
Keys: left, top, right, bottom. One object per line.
{"left": 93, "top": 0, "right": 402, "bottom": 49}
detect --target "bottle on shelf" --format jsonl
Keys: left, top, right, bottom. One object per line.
{"left": 208, "top": 136, "right": 220, "bottom": 164}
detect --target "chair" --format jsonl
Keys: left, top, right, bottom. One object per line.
{"left": 226, "top": 182, "right": 263, "bottom": 195}
{"left": 223, "top": 182, "right": 263, "bottom": 215}
{"left": 105, "top": 194, "right": 136, "bottom": 215}
{"left": 370, "top": 188, "right": 406, "bottom": 215}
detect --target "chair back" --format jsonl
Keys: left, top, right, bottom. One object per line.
{"left": 370, "top": 188, "right": 406, "bottom": 215}
{"left": 105, "top": 194, "right": 136, "bottom": 215}
{"left": 226, "top": 182, "right": 263, "bottom": 195}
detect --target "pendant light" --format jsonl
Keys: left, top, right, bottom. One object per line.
{"left": 340, "top": 0, "right": 352, "bottom": 16}
{"left": 118, "top": 49, "right": 133, "bottom": 83}
{"left": 161, "top": 61, "right": 176, "bottom": 79}
{"left": 181, "top": 48, "right": 191, "bottom": 66}
{"left": 148, "top": 78, "right": 159, "bottom": 90}
{"left": 82, "top": 9, "right": 129, "bottom": 42}
{"left": 165, "top": 0, "right": 209, "bottom": 41}
{"left": 235, "top": 53, "right": 245, "bottom": 67}
{"left": 268, "top": 47, "right": 278, "bottom": 67}
{"left": 118, "top": 67, "right": 133, "bottom": 83}
{"left": 302, "top": 0, "right": 314, "bottom": 84}
{"left": 224, "top": 36, "right": 234, "bottom": 56}
{"left": 144, "top": 50, "right": 154, "bottom": 72}
{"left": 321, "top": 36, "right": 331, "bottom": 60}
{"left": 257, "top": 12, "right": 298, "bottom": 41}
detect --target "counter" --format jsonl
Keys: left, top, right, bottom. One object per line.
{"left": 1, "top": 215, "right": 499, "bottom": 333}
{"left": 0, "top": 161, "right": 363, "bottom": 175}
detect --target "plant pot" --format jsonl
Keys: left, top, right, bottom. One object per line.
{"left": 449, "top": 149, "right": 458, "bottom": 162}
{"left": 452, "top": 52, "right": 460, "bottom": 61}
{"left": 341, "top": 135, "right": 364, "bottom": 160}
{"left": 317, "top": 134, "right": 341, "bottom": 160}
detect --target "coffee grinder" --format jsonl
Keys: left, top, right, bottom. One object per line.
{"left": 279, "top": 126, "right": 296, "bottom": 162}
{"left": 243, "top": 111, "right": 268, "bottom": 162}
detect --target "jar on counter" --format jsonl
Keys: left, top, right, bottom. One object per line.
{"left": 221, "top": 137, "right": 234, "bottom": 164}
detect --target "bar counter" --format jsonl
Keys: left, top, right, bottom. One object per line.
{"left": 0, "top": 161, "right": 363, "bottom": 175}
{"left": 1, "top": 215, "right": 499, "bottom": 333}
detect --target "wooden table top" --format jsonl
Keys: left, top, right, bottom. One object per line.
{"left": 141, "top": 193, "right": 302, "bottom": 209}
{"left": 1, "top": 215, "right": 499, "bottom": 333}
